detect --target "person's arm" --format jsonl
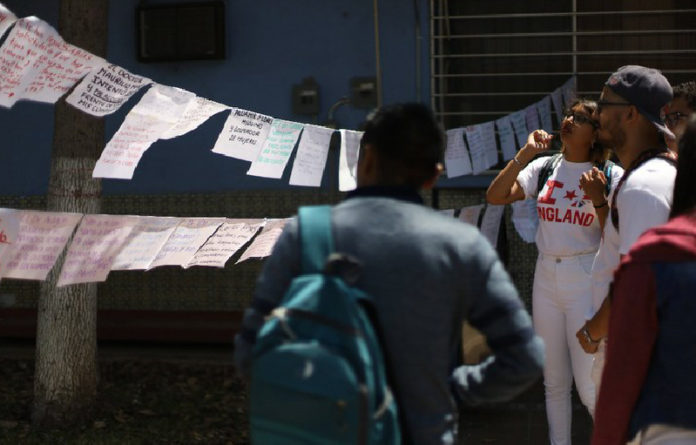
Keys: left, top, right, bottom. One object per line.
{"left": 233, "top": 218, "right": 301, "bottom": 378}
{"left": 592, "top": 260, "right": 658, "bottom": 445}
{"left": 486, "top": 130, "right": 553, "bottom": 205}
{"left": 451, "top": 238, "right": 544, "bottom": 406}
{"left": 579, "top": 167, "right": 609, "bottom": 232}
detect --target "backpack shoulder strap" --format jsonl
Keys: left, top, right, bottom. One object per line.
{"left": 298, "top": 205, "right": 334, "bottom": 274}
{"left": 597, "top": 159, "right": 616, "bottom": 195}
{"left": 536, "top": 153, "right": 562, "bottom": 195}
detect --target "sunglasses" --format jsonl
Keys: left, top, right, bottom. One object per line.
{"left": 596, "top": 100, "right": 632, "bottom": 114}
{"left": 564, "top": 111, "right": 599, "bottom": 128}
{"left": 664, "top": 111, "right": 688, "bottom": 128}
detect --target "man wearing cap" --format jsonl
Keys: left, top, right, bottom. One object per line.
{"left": 575, "top": 66, "right": 677, "bottom": 396}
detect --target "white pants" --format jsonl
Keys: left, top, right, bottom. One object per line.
{"left": 533, "top": 252, "right": 597, "bottom": 445}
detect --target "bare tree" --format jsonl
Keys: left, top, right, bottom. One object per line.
{"left": 32, "top": 0, "right": 109, "bottom": 428}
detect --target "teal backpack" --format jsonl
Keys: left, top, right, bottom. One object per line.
{"left": 250, "top": 205, "right": 401, "bottom": 445}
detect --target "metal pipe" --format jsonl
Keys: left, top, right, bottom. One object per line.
{"left": 431, "top": 48, "right": 696, "bottom": 58}
{"left": 414, "top": 0, "right": 422, "bottom": 103}
{"left": 373, "top": 0, "right": 383, "bottom": 108}
{"left": 572, "top": 0, "right": 577, "bottom": 76}
{"left": 431, "top": 9, "right": 696, "bottom": 20}
{"left": 432, "top": 69, "right": 696, "bottom": 78}
{"left": 432, "top": 29, "right": 696, "bottom": 39}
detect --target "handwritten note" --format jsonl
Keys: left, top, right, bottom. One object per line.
{"left": 444, "top": 128, "right": 473, "bottom": 178}
{"left": 247, "top": 119, "right": 304, "bottom": 179}
{"left": 509, "top": 110, "right": 528, "bottom": 147}
{"left": 93, "top": 84, "right": 195, "bottom": 179}
{"left": 458, "top": 204, "right": 484, "bottom": 227}
{"left": 338, "top": 129, "right": 363, "bottom": 192}
{"left": 289, "top": 124, "right": 334, "bottom": 187}
{"left": 236, "top": 219, "right": 288, "bottom": 263}
{"left": 65, "top": 62, "right": 151, "bottom": 116}
{"left": 0, "top": 208, "right": 20, "bottom": 282}
{"left": 479, "top": 121, "right": 499, "bottom": 168}
{"left": 0, "top": 4, "right": 17, "bottom": 38}
{"left": 160, "top": 96, "right": 229, "bottom": 140}
{"left": 536, "top": 96, "right": 554, "bottom": 133}
{"left": 111, "top": 216, "right": 181, "bottom": 270}
{"left": 480, "top": 205, "right": 505, "bottom": 248}
{"left": 511, "top": 199, "right": 539, "bottom": 243}
{"left": 211, "top": 108, "right": 273, "bottom": 162}
{"left": 57, "top": 215, "right": 138, "bottom": 287}
{"left": 465, "top": 125, "right": 488, "bottom": 174}
{"left": 147, "top": 218, "right": 225, "bottom": 269}
{"left": 3, "top": 210, "right": 82, "bottom": 281}
{"left": 495, "top": 116, "right": 518, "bottom": 161}
{"left": 186, "top": 219, "right": 264, "bottom": 268}
{"left": 561, "top": 76, "right": 576, "bottom": 108}
{"left": 439, "top": 209, "right": 455, "bottom": 218}
{"left": 525, "top": 105, "right": 542, "bottom": 133}
{"left": 551, "top": 87, "right": 564, "bottom": 127}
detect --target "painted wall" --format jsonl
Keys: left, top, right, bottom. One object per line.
{"left": 0, "top": 0, "right": 432, "bottom": 195}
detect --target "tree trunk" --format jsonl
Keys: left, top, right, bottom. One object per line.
{"left": 32, "top": 0, "right": 108, "bottom": 428}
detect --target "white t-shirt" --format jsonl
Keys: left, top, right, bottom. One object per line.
{"left": 590, "top": 157, "right": 676, "bottom": 311}
{"left": 517, "top": 156, "right": 623, "bottom": 257}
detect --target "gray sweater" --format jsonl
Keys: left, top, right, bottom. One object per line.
{"left": 235, "top": 188, "right": 544, "bottom": 444}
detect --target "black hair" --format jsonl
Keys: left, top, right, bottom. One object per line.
{"left": 670, "top": 115, "right": 696, "bottom": 218}
{"left": 672, "top": 81, "right": 696, "bottom": 111}
{"left": 360, "top": 103, "right": 444, "bottom": 188}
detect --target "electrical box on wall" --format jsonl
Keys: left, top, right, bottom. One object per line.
{"left": 292, "top": 77, "right": 320, "bottom": 116}
{"left": 137, "top": 1, "right": 225, "bottom": 62}
{"left": 350, "top": 77, "right": 378, "bottom": 109}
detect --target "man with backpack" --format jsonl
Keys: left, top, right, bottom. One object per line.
{"left": 234, "top": 103, "right": 544, "bottom": 444}
{"left": 575, "top": 66, "right": 678, "bottom": 392}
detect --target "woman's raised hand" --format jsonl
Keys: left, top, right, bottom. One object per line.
{"left": 579, "top": 167, "right": 607, "bottom": 206}
{"left": 517, "top": 130, "right": 553, "bottom": 164}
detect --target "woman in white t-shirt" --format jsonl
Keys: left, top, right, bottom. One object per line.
{"left": 487, "top": 99, "right": 623, "bottom": 445}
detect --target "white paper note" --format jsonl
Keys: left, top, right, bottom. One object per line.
{"left": 93, "top": 84, "right": 196, "bottom": 179}
{"left": 511, "top": 199, "right": 539, "bottom": 243}
{"left": 289, "top": 124, "right": 334, "bottom": 187}
{"left": 525, "top": 105, "right": 542, "bottom": 133}
{"left": 439, "top": 209, "right": 455, "bottom": 218}
{"left": 495, "top": 116, "right": 518, "bottom": 161}
{"left": 160, "top": 96, "right": 229, "bottom": 140}
{"left": 186, "top": 219, "right": 264, "bottom": 268}
{"left": 211, "top": 108, "right": 273, "bottom": 162}
{"left": 65, "top": 62, "right": 151, "bottom": 116}
{"left": 57, "top": 215, "right": 138, "bottom": 287}
{"left": 509, "top": 110, "right": 529, "bottom": 147}
{"left": 111, "top": 216, "right": 181, "bottom": 270}
{"left": 236, "top": 219, "right": 288, "bottom": 263}
{"left": 147, "top": 218, "right": 225, "bottom": 269}
{"left": 247, "top": 119, "right": 304, "bottom": 179}
{"left": 551, "top": 87, "right": 564, "bottom": 128}
{"left": 479, "top": 121, "right": 499, "bottom": 168}
{"left": 536, "top": 96, "right": 554, "bottom": 133}
{"left": 561, "top": 76, "right": 577, "bottom": 108}
{"left": 0, "top": 208, "right": 20, "bottom": 282}
{"left": 465, "top": 125, "right": 488, "bottom": 175}
{"left": 0, "top": 4, "right": 17, "bottom": 38}
{"left": 480, "top": 205, "right": 505, "bottom": 248}
{"left": 338, "top": 129, "right": 363, "bottom": 192}
{"left": 444, "top": 128, "right": 472, "bottom": 178}
{"left": 458, "top": 204, "right": 484, "bottom": 227}
{"left": 3, "top": 211, "right": 82, "bottom": 281}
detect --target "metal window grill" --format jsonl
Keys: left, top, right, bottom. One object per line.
{"left": 430, "top": 0, "right": 696, "bottom": 131}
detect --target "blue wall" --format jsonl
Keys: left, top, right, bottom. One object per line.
{"left": 0, "top": 0, "right": 431, "bottom": 195}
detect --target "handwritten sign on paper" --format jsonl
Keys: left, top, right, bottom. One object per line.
{"left": 0, "top": 208, "right": 20, "bottom": 282}
{"left": 551, "top": 87, "right": 564, "bottom": 127}
{"left": 439, "top": 209, "right": 455, "bottom": 218}
{"left": 444, "top": 128, "right": 472, "bottom": 178}
{"left": 561, "top": 76, "right": 576, "bottom": 108}
{"left": 236, "top": 219, "right": 288, "bottom": 263}
{"left": 0, "top": 4, "right": 17, "bottom": 38}
{"left": 479, "top": 121, "right": 499, "bottom": 168}
{"left": 480, "top": 205, "right": 505, "bottom": 248}
{"left": 186, "top": 219, "right": 264, "bottom": 268}
{"left": 211, "top": 108, "right": 273, "bottom": 162}
{"left": 3, "top": 211, "right": 81, "bottom": 281}
{"left": 111, "top": 216, "right": 181, "bottom": 271}
{"left": 65, "top": 62, "right": 151, "bottom": 116}
{"left": 160, "top": 96, "right": 229, "bottom": 140}
{"left": 93, "top": 84, "right": 195, "bottom": 179}
{"left": 57, "top": 215, "right": 138, "bottom": 287}
{"left": 289, "top": 124, "right": 334, "bottom": 187}
{"left": 525, "top": 105, "right": 542, "bottom": 133}
{"left": 247, "top": 119, "right": 304, "bottom": 179}
{"left": 465, "top": 125, "right": 489, "bottom": 175}
{"left": 147, "top": 218, "right": 225, "bottom": 269}
{"left": 495, "top": 116, "right": 518, "bottom": 161}
{"left": 509, "top": 110, "right": 528, "bottom": 147}
{"left": 338, "top": 129, "right": 363, "bottom": 192}
{"left": 511, "top": 199, "right": 539, "bottom": 243}
{"left": 458, "top": 204, "right": 484, "bottom": 227}
{"left": 536, "top": 96, "right": 554, "bottom": 133}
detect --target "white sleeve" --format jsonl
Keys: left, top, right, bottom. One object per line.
{"left": 607, "top": 164, "right": 624, "bottom": 193}
{"left": 617, "top": 187, "right": 671, "bottom": 254}
{"left": 516, "top": 157, "right": 547, "bottom": 199}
